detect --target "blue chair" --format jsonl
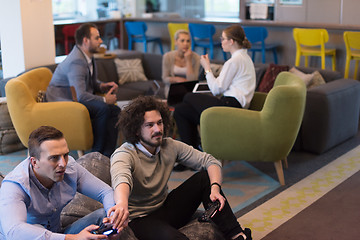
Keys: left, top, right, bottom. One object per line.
{"left": 243, "top": 26, "right": 279, "bottom": 64}
{"left": 188, "top": 23, "right": 227, "bottom": 60}
{"left": 124, "top": 21, "right": 164, "bottom": 54}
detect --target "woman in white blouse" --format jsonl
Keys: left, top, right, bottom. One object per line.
{"left": 174, "top": 24, "right": 256, "bottom": 150}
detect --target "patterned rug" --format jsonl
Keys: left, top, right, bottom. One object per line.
{"left": 0, "top": 150, "right": 280, "bottom": 214}
{"left": 0, "top": 149, "right": 28, "bottom": 176}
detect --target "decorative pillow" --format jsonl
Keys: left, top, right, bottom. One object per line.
{"left": 289, "top": 67, "right": 313, "bottom": 87}
{"left": 36, "top": 90, "right": 46, "bottom": 102}
{"left": 210, "top": 63, "right": 223, "bottom": 77}
{"left": 289, "top": 68, "right": 326, "bottom": 89}
{"left": 257, "top": 64, "right": 289, "bottom": 93}
{"left": 114, "top": 58, "right": 148, "bottom": 85}
{"left": 307, "top": 71, "right": 326, "bottom": 89}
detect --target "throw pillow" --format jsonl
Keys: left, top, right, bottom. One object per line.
{"left": 210, "top": 63, "right": 223, "bottom": 77}
{"left": 36, "top": 90, "right": 47, "bottom": 102}
{"left": 257, "top": 64, "right": 289, "bottom": 93}
{"left": 308, "top": 70, "right": 326, "bottom": 89}
{"left": 289, "top": 67, "right": 313, "bottom": 87}
{"left": 114, "top": 58, "right": 148, "bottom": 85}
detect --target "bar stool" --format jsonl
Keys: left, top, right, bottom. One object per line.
{"left": 188, "top": 23, "right": 227, "bottom": 60}
{"left": 62, "top": 24, "right": 81, "bottom": 55}
{"left": 293, "top": 28, "right": 336, "bottom": 70}
{"left": 168, "top": 22, "right": 189, "bottom": 51}
{"left": 343, "top": 31, "right": 360, "bottom": 79}
{"left": 124, "top": 21, "right": 164, "bottom": 54}
{"left": 243, "top": 26, "right": 279, "bottom": 64}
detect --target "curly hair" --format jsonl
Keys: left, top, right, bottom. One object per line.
{"left": 118, "top": 96, "right": 171, "bottom": 144}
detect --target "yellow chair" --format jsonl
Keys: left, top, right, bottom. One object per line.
{"left": 5, "top": 67, "right": 93, "bottom": 157}
{"left": 168, "top": 22, "right": 189, "bottom": 51}
{"left": 343, "top": 31, "right": 360, "bottom": 79}
{"left": 293, "top": 28, "right": 336, "bottom": 70}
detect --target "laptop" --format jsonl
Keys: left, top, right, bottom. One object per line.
{"left": 167, "top": 80, "right": 198, "bottom": 106}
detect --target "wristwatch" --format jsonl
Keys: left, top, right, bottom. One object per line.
{"left": 205, "top": 69, "right": 211, "bottom": 75}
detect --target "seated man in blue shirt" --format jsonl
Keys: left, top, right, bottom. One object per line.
{"left": 0, "top": 126, "right": 126, "bottom": 240}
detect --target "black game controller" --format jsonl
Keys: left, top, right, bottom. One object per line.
{"left": 91, "top": 225, "right": 117, "bottom": 236}
{"left": 198, "top": 200, "right": 221, "bottom": 222}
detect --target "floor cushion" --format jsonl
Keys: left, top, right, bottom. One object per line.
{"left": 0, "top": 98, "right": 25, "bottom": 154}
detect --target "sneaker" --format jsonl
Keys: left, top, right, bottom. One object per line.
{"left": 233, "top": 228, "right": 252, "bottom": 240}
{"left": 243, "top": 228, "right": 252, "bottom": 240}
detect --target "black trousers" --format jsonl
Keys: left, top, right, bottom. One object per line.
{"left": 129, "top": 171, "right": 242, "bottom": 240}
{"left": 173, "top": 93, "right": 242, "bottom": 149}
{"left": 81, "top": 100, "right": 120, "bottom": 157}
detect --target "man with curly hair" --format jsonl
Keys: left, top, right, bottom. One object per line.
{"left": 109, "top": 96, "right": 252, "bottom": 240}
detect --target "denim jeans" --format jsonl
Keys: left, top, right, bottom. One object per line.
{"left": 81, "top": 99, "right": 121, "bottom": 157}
{"left": 64, "top": 208, "right": 106, "bottom": 234}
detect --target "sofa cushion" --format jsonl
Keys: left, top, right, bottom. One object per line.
{"left": 95, "top": 58, "right": 118, "bottom": 83}
{"left": 257, "top": 63, "right": 289, "bottom": 92}
{"left": 114, "top": 58, "right": 148, "bottom": 85}
{"left": 142, "top": 52, "right": 163, "bottom": 80}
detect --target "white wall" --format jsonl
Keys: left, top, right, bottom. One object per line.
{"left": 275, "top": 0, "right": 356, "bottom": 24}
{"left": 0, "top": 0, "right": 55, "bottom": 78}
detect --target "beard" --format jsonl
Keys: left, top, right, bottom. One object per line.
{"left": 89, "top": 45, "right": 100, "bottom": 54}
{"left": 139, "top": 132, "right": 163, "bottom": 148}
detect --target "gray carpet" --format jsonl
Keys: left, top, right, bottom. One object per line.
{"left": 262, "top": 170, "right": 360, "bottom": 240}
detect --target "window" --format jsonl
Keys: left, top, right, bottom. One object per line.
{"left": 52, "top": 0, "right": 78, "bottom": 20}
{"left": 52, "top": 0, "right": 119, "bottom": 20}
{"left": 205, "top": 0, "right": 239, "bottom": 18}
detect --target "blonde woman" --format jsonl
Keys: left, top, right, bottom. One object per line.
{"left": 162, "top": 30, "right": 200, "bottom": 96}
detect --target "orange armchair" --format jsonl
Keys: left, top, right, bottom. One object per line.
{"left": 5, "top": 67, "right": 93, "bottom": 156}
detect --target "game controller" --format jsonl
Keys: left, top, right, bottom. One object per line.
{"left": 91, "top": 225, "right": 117, "bottom": 236}
{"left": 198, "top": 200, "right": 221, "bottom": 222}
